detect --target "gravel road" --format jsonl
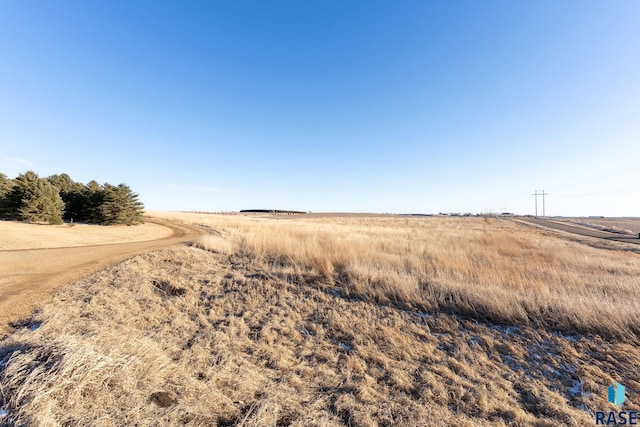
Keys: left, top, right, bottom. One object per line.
{"left": 516, "top": 217, "right": 640, "bottom": 245}
{"left": 0, "top": 219, "right": 206, "bottom": 334}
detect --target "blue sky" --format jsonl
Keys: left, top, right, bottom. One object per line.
{"left": 1, "top": 1, "right": 639, "bottom": 215}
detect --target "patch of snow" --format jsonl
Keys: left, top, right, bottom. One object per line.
{"left": 339, "top": 342, "right": 353, "bottom": 352}
{"left": 567, "top": 380, "right": 582, "bottom": 399}
{"left": 29, "top": 321, "right": 41, "bottom": 331}
{"left": 500, "top": 354, "right": 528, "bottom": 374}
{"left": 469, "top": 335, "right": 482, "bottom": 346}
{"left": 491, "top": 325, "right": 522, "bottom": 335}
{"left": 0, "top": 408, "right": 8, "bottom": 418}
{"left": 412, "top": 311, "right": 431, "bottom": 325}
{"left": 578, "top": 403, "right": 591, "bottom": 412}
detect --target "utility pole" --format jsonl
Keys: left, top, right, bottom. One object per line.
{"left": 531, "top": 190, "right": 549, "bottom": 217}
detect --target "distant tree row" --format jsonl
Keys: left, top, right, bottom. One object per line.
{"left": 0, "top": 171, "right": 144, "bottom": 225}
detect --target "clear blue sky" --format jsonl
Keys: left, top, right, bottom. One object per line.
{"left": 1, "top": 1, "right": 639, "bottom": 215}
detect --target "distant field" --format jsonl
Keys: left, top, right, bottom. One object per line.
{"left": 1, "top": 212, "right": 638, "bottom": 426}
{"left": 160, "top": 212, "right": 640, "bottom": 337}
{"left": 563, "top": 217, "right": 640, "bottom": 234}
{"left": 0, "top": 219, "right": 172, "bottom": 250}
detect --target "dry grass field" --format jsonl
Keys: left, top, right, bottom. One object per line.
{"left": 1, "top": 212, "right": 639, "bottom": 426}
{"left": 565, "top": 217, "right": 640, "bottom": 235}
{"left": 0, "top": 219, "right": 172, "bottom": 250}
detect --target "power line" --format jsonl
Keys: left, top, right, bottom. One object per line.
{"left": 532, "top": 190, "right": 548, "bottom": 217}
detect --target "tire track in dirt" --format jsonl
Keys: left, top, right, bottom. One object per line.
{"left": 0, "top": 219, "right": 206, "bottom": 334}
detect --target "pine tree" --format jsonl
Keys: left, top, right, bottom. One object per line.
{"left": 0, "top": 173, "right": 14, "bottom": 218}
{"left": 99, "top": 184, "right": 144, "bottom": 225}
{"left": 84, "top": 180, "right": 105, "bottom": 223}
{"left": 3, "top": 171, "right": 65, "bottom": 224}
{"left": 1, "top": 172, "right": 145, "bottom": 226}
{"left": 19, "top": 178, "right": 65, "bottom": 224}
{"left": 47, "top": 173, "right": 74, "bottom": 195}
{"left": 1, "top": 171, "right": 40, "bottom": 220}
{"left": 48, "top": 173, "right": 87, "bottom": 222}
{"left": 0, "top": 173, "right": 12, "bottom": 196}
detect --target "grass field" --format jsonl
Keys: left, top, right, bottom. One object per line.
{"left": 565, "top": 217, "right": 640, "bottom": 235}
{"left": 155, "top": 212, "right": 640, "bottom": 338}
{"left": 1, "top": 213, "right": 638, "bottom": 426}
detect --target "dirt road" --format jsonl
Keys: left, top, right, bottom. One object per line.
{"left": 0, "top": 219, "right": 206, "bottom": 334}
{"left": 516, "top": 217, "right": 640, "bottom": 245}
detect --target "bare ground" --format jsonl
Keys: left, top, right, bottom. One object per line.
{"left": 0, "top": 220, "right": 205, "bottom": 334}
{"left": 0, "top": 219, "right": 173, "bottom": 250}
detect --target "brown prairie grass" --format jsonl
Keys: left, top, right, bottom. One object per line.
{"left": 0, "top": 213, "right": 639, "bottom": 426}
{"left": 566, "top": 217, "right": 640, "bottom": 235}
{"left": 156, "top": 212, "right": 640, "bottom": 339}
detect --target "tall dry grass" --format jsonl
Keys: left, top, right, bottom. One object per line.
{"left": 2, "top": 212, "right": 639, "bottom": 426}
{"left": 3, "top": 245, "right": 636, "bottom": 426}
{"left": 154, "top": 212, "right": 640, "bottom": 339}
{"left": 567, "top": 217, "right": 640, "bottom": 235}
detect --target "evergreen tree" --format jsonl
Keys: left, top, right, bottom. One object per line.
{"left": 0, "top": 173, "right": 14, "bottom": 218}
{"left": 19, "top": 178, "right": 65, "bottom": 224}
{"left": 1, "top": 171, "right": 64, "bottom": 224}
{"left": 84, "top": 180, "right": 105, "bottom": 223}
{"left": 0, "top": 172, "right": 145, "bottom": 226}
{"left": 99, "top": 184, "right": 144, "bottom": 225}
{"left": 1, "top": 171, "right": 40, "bottom": 220}
{"left": 47, "top": 173, "right": 74, "bottom": 194}
{"left": 0, "top": 173, "right": 12, "bottom": 197}
{"left": 48, "top": 173, "right": 87, "bottom": 222}
{"left": 63, "top": 182, "right": 89, "bottom": 222}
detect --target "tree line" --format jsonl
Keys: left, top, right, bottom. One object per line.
{"left": 0, "top": 171, "right": 144, "bottom": 225}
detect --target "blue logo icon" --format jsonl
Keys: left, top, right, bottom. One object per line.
{"left": 595, "top": 383, "right": 636, "bottom": 425}
{"left": 608, "top": 382, "right": 626, "bottom": 407}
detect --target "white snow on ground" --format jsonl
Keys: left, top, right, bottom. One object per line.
{"left": 340, "top": 342, "right": 353, "bottom": 352}
{"left": 0, "top": 359, "right": 6, "bottom": 420}
{"left": 469, "top": 335, "right": 483, "bottom": 347}
{"left": 327, "top": 290, "right": 590, "bottom": 409}
{"left": 28, "top": 321, "right": 41, "bottom": 331}
{"left": 567, "top": 381, "right": 582, "bottom": 399}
